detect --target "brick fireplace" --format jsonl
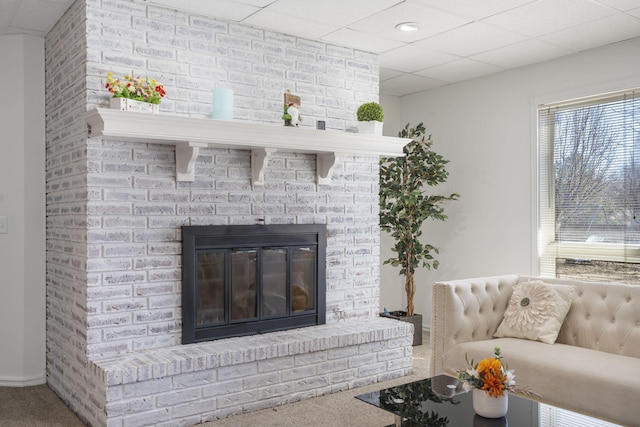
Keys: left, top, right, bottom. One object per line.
{"left": 44, "top": 1, "right": 413, "bottom": 426}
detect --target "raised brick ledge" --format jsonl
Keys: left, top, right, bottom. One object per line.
{"left": 91, "top": 317, "right": 412, "bottom": 386}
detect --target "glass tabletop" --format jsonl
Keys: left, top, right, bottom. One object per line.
{"left": 355, "top": 375, "right": 623, "bottom": 427}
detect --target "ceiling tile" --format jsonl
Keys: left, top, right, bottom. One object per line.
{"left": 379, "top": 68, "right": 405, "bottom": 81}
{"left": 0, "top": 0, "right": 16, "bottom": 33}
{"left": 627, "top": 7, "right": 640, "bottom": 18}
{"left": 10, "top": 0, "right": 69, "bottom": 33}
{"left": 320, "top": 28, "right": 404, "bottom": 54}
{"left": 234, "top": 0, "right": 277, "bottom": 6}
{"left": 348, "top": 2, "right": 471, "bottom": 43}
{"left": 413, "top": 22, "right": 528, "bottom": 57}
{"left": 379, "top": 73, "right": 447, "bottom": 96}
{"left": 262, "top": 0, "right": 403, "bottom": 27}
{"left": 147, "top": 0, "right": 261, "bottom": 21}
{"left": 411, "top": 0, "right": 537, "bottom": 20}
{"left": 541, "top": 14, "right": 640, "bottom": 51}
{"left": 593, "top": 0, "right": 640, "bottom": 12}
{"left": 379, "top": 44, "right": 459, "bottom": 73}
{"left": 243, "top": 9, "right": 339, "bottom": 40}
{"left": 415, "top": 58, "right": 504, "bottom": 83}
{"left": 483, "top": 0, "right": 617, "bottom": 37}
{"left": 471, "top": 38, "right": 574, "bottom": 69}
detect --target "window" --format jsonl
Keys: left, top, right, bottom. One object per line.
{"left": 538, "top": 89, "right": 640, "bottom": 283}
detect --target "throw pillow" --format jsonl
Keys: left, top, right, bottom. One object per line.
{"left": 494, "top": 280, "right": 576, "bottom": 344}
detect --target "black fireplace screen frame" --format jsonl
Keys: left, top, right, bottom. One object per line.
{"left": 182, "top": 224, "right": 326, "bottom": 344}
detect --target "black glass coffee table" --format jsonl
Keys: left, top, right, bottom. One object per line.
{"left": 355, "top": 374, "right": 622, "bottom": 427}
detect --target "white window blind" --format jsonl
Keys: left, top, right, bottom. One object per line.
{"left": 538, "top": 89, "right": 640, "bottom": 277}
{"left": 539, "top": 404, "right": 621, "bottom": 427}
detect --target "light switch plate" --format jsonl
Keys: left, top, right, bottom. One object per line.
{"left": 0, "top": 216, "right": 7, "bottom": 234}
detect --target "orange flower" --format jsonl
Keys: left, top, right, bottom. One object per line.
{"left": 481, "top": 372, "right": 507, "bottom": 397}
{"left": 477, "top": 357, "right": 507, "bottom": 397}
{"left": 477, "top": 357, "right": 502, "bottom": 375}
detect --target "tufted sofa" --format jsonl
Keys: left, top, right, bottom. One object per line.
{"left": 430, "top": 274, "right": 640, "bottom": 427}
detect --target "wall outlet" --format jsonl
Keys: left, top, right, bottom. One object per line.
{"left": 0, "top": 216, "right": 7, "bottom": 234}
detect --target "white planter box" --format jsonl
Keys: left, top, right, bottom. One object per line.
{"left": 357, "top": 120, "right": 383, "bottom": 136}
{"left": 109, "top": 97, "right": 160, "bottom": 114}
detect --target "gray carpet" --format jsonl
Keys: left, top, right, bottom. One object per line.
{"left": 0, "top": 383, "right": 86, "bottom": 427}
{"left": 0, "top": 332, "right": 431, "bottom": 427}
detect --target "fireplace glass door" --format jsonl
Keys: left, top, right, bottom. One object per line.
{"left": 230, "top": 249, "right": 258, "bottom": 321}
{"left": 196, "top": 251, "right": 225, "bottom": 325}
{"left": 183, "top": 225, "right": 326, "bottom": 343}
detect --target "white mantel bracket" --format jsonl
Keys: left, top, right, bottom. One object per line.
{"left": 251, "top": 147, "right": 277, "bottom": 187}
{"left": 85, "top": 108, "right": 409, "bottom": 184}
{"left": 317, "top": 152, "right": 339, "bottom": 185}
{"left": 176, "top": 142, "right": 208, "bottom": 181}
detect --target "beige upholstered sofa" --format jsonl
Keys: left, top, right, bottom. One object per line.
{"left": 430, "top": 274, "right": 640, "bottom": 427}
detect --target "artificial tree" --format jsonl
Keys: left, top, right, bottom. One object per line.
{"left": 379, "top": 122, "right": 459, "bottom": 317}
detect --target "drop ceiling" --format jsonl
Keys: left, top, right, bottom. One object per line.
{"left": 2, "top": 0, "right": 639, "bottom": 96}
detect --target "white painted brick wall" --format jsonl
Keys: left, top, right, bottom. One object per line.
{"left": 45, "top": 0, "right": 409, "bottom": 426}
{"left": 83, "top": 30, "right": 381, "bottom": 355}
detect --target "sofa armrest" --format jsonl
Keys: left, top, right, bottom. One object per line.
{"left": 430, "top": 275, "right": 518, "bottom": 376}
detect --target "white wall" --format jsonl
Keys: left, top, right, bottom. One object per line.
{"left": 0, "top": 34, "right": 46, "bottom": 386}
{"left": 380, "top": 37, "right": 640, "bottom": 328}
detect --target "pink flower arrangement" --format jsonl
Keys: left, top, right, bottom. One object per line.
{"left": 105, "top": 72, "right": 166, "bottom": 104}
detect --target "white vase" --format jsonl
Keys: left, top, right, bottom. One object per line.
{"left": 472, "top": 389, "right": 508, "bottom": 418}
{"left": 357, "top": 120, "right": 383, "bottom": 136}
{"left": 109, "top": 97, "right": 160, "bottom": 114}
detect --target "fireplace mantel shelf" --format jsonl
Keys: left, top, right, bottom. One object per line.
{"left": 86, "top": 108, "right": 408, "bottom": 185}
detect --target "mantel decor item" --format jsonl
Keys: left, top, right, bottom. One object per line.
{"left": 211, "top": 88, "right": 234, "bottom": 120}
{"left": 283, "top": 90, "right": 301, "bottom": 127}
{"left": 457, "top": 347, "right": 537, "bottom": 419}
{"left": 357, "top": 101, "right": 384, "bottom": 135}
{"left": 105, "top": 71, "right": 165, "bottom": 114}
{"left": 109, "top": 98, "right": 160, "bottom": 114}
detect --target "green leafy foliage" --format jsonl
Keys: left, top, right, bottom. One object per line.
{"left": 380, "top": 377, "right": 459, "bottom": 426}
{"left": 357, "top": 102, "right": 384, "bottom": 122}
{"left": 379, "top": 122, "right": 459, "bottom": 316}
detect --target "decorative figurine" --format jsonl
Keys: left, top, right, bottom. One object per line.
{"left": 283, "top": 90, "right": 301, "bottom": 127}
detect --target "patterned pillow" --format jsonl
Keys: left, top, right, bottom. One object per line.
{"left": 494, "top": 280, "right": 576, "bottom": 344}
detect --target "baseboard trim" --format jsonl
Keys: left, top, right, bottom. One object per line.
{"left": 0, "top": 373, "right": 46, "bottom": 387}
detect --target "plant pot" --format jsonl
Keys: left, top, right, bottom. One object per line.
{"left": 381, "top": 311, "right": 422, "bottom": 346}
{"left": 110, "top": 97, "right": 160, "bottom": 114}
{"left": 357, "top": 120, "right": 383, "bottom": 136}
{"left": 472, "top": 389, "right": 508, "bottom": 419}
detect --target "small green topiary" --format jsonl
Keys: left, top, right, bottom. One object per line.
{"left": 357, "top": 102, "right": 384, "bottom": 122}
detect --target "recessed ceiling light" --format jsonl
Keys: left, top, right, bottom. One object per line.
{"left": 395, "top": 22, "right": 419, "bottom": 32}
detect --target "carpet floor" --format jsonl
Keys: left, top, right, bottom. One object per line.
{"left": 0, "top": 332, "right": 431, "bottom": 427}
